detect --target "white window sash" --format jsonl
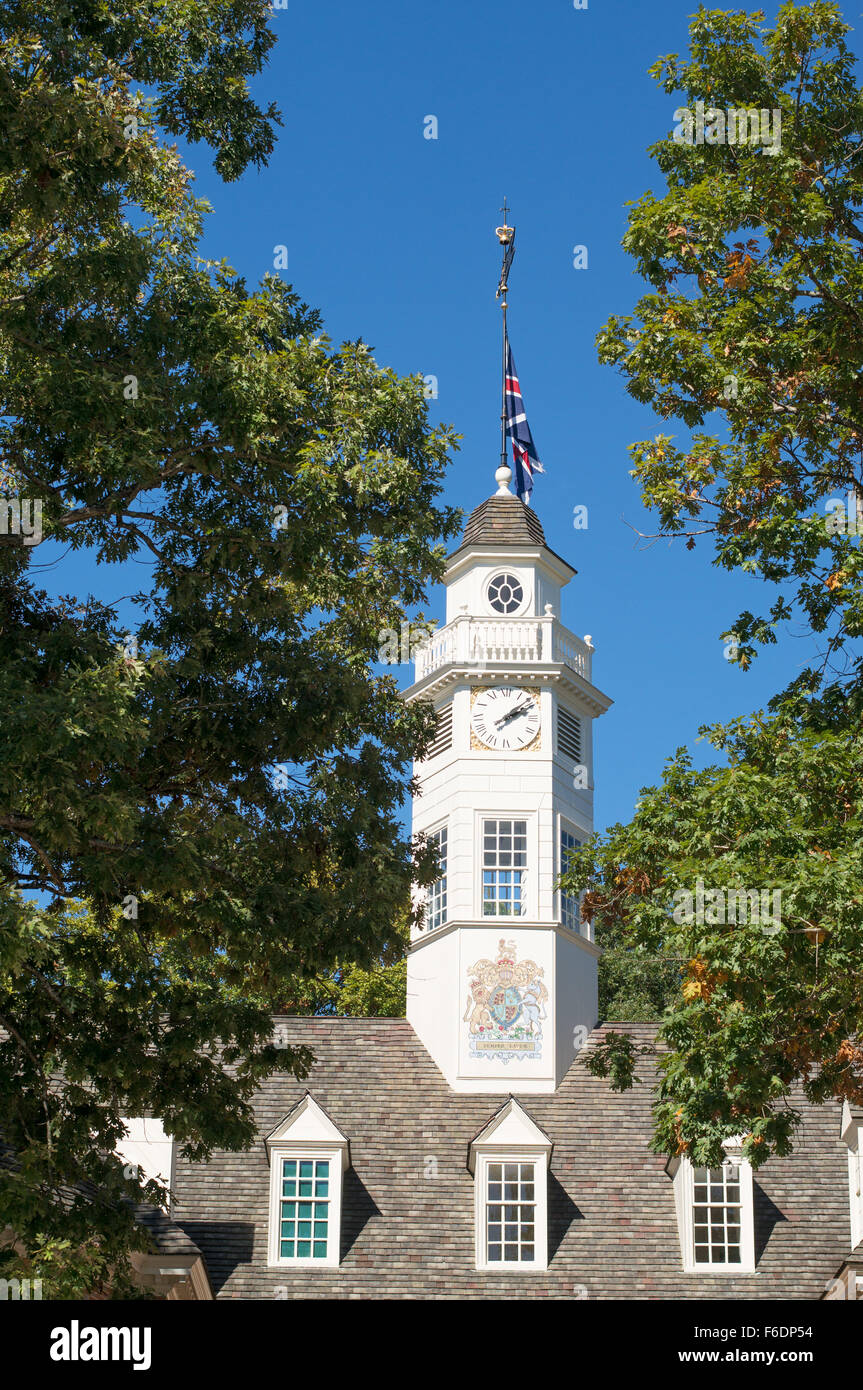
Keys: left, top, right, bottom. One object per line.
{"left": 677, "top": 1156, "right": 756, "bottom": 1274}
{"left": 267, "top": 1146, "right": 343, "bottom": 1270}
{"left": 474, "top": 1151, "right": 548, "bottom": 1272}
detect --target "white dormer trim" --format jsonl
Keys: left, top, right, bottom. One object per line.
{"left": 840, "top": 1103, "right": 863, "bottom": 1250}
{"left": 468, "top": 1097, "right": 553, "bottom": 1170}
{"left": 470, "top": 1099, "right": 552, "bottom": 1272}
{"left": 264, "top": 1093, "right": 350, "bottom": 1169}
{"left": 668, "top": 1147, "right": 756, "bottom": 1275}
{"left": 266, "top": 1095, "right": 349, "bottom": 1269}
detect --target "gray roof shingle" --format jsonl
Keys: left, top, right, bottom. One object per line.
{"left": 458, "top": 493, "right": 548, "bottom": 549}
{"left": 170, "top": 1020, "right": 853, "bottom": 1300}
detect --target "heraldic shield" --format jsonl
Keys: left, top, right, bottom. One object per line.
{"left": 463, "top": 940, "right": 549, "bottom": 1064}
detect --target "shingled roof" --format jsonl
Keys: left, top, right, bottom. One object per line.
{"left": 170, "top": 1020, "right": 853, "bottom": 1300}
{"left": 459, "top": 492, "right": 548, "bottom": 548}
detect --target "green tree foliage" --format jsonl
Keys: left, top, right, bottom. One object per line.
{"left": 0, "top": 1, "right": 456, "bottom": 1293}
{"left": 597, "top": 1, "right": 863, "bottom": 684}
{"left": 276, "top": 911, "right": 409, "bottom": 1017}
{"left": 568, "top": 704, "right": 863, "bottom": 1168}
{"left": 563, "top": 3, "right": 863, "bottom": 1166}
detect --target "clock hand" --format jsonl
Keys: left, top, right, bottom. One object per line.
{"left": 494, "top": 701, "right": 533, "bottom": 729}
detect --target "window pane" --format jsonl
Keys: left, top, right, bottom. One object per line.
{"left": 485, "top": 1161, "right": 538, "bottom": 1266}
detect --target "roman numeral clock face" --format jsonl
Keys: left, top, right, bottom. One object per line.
{"left": 471, "top": 686, "right": 541, "bottom": 751}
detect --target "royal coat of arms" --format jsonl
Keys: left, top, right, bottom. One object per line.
{"left": 463, "top": 940, "right": 548, "bottom": 1063}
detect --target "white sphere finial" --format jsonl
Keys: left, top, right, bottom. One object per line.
{"left": 495, "top": 464, "right": 512, "bottom": 496}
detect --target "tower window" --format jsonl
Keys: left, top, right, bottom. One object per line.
{"left": 482, "top": 818, "right": 527, "bottom": 916}
{"left": 426, "top": 825, "right": 448, "bottom": 931}
{"left": 487, "top": 572, "right": 524, "bottom": 615}
{"left": 559, "top": 826, "right": 582, "bottom": 932}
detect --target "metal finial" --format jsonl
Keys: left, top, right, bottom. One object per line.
{"left": 496, "top": 197, "right": 514, "bottom": 248}
{"left": 496, "top": 202, "right": 516, "bottom": 480}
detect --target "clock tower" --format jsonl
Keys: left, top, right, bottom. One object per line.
{"left": 404, "top": 465, "right": 612, "bottom": 1093}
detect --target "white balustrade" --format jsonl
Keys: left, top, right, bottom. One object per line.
{"left": 413, "top": 615, "right": 592, "bottom": 682}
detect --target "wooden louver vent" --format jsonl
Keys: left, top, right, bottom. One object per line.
{"left": 557, "top": 705, "right": 581, "bottom": 762}
{"left": 426, "top": 703, "right": 452, "bottom": 760}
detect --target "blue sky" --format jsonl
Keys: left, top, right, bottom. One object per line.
{"left": 37, "top": 0, "right": 860, "bottom": 835}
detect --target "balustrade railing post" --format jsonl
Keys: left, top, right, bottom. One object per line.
{"left": 541, "top": 605, "right": 554, "bottom": 662}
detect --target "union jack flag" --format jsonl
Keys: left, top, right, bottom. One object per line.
{"left": 505, "top": 343, "right": 544, "bottom": 504}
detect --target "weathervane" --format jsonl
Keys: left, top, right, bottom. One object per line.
{"left": 495, "top": 200, "right": 515, "bottom": 480}
{"left": 492, "top": 203, "right": 544, "bottom": 505}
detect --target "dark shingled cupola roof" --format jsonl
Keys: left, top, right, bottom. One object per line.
{"left": 448, "top": 488, "right": 575, "bottom": 574}
{"left": 460, "top": 492, "right": 547, "bottom": 548}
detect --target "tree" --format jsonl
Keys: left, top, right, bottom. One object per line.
{"left": 0, "top": 1, "right": 457, "bottom": 1294}
{"left": 597, "top": 1, "right": 863, "bottom": 689}
{"left": 562, "top": 2, "right": 863, "bottom": 1167}
{"left": 567, "top": 702, "right": 863, "bottom": 1167}
{"left": 274, "top": 910, "right": 410, "bottom": 1017}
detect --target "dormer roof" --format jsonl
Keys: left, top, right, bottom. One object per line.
{"left": 264, "top": 1092, "right": 350, "bottom": 1169}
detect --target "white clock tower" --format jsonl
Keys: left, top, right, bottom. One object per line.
{"left": 404, "top": 466, "right": 612, "bottom": 1094}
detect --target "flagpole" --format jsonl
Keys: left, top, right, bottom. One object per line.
{"left": 496, "top": 202, "right": 515, "bottom": 476}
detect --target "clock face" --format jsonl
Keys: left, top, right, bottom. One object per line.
{"left": 471, "top": 686, "right": 541, "bottom": 751}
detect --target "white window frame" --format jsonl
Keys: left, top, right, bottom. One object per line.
{"left": 474, "top": 1150, "right": 548, "bottom": 1273}
{"left": 483, "top": 568, "right": 531, "bottom": 619}
{"left": 673, "top": 1154, "right": 756, "bottom": 1274}
{"left": 479, "top": 815, "right": 530, "bottom": 919}
{"left": 267, "top": 1145, "right": 343, "bottom": 1270}
{"left": 846, "top": 1121, "right": 863, "bottom": 1250}
{"left": 425, "top": 822, "right": 448, "bottom": 932}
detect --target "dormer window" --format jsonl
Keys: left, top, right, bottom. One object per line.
{"left": 470, "top": 1099, "right": 552, "bottom": 1272}
{"left": 670, "top": 1150, "right": 756, "bottom": 1273}
{"left": 266, "top": 1094, "right": 349, "bottom": 1269}
{"left": 487, "top": 572, "right": 525, "bottom": 615}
